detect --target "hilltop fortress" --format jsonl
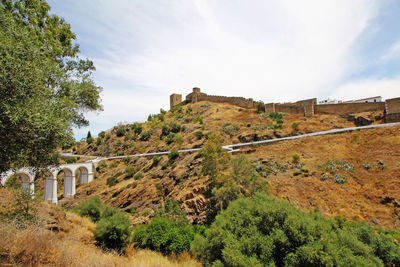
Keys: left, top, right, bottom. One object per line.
{"left": 170, "top": 88, "right": 400, "bottom": 123}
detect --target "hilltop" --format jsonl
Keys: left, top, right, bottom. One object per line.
{"left": 57, "top": 100, "right": 400, "bottom": 228}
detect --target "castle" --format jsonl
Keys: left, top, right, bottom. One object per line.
{"left": 170, "top": 88, "right": 400, "bottom": 123}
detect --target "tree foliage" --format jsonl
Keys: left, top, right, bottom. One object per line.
{"left": 191, "top": 193, "right": 400, "bottom": 267}
{"left": 0, "top": 0, "right": 102, "bottom": 173}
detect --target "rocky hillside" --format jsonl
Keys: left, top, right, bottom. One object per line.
{"left": 58, "top": 101, "right": 399, "bottom": 228}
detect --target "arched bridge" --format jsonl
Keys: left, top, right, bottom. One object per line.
{"left": 1, "top": 162, "right": 94, "bottom": 204}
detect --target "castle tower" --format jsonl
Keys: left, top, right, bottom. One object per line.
{"left": 170, "top": 93, "right": 182, "bottom": 109}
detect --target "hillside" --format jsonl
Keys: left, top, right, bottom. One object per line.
{"left": 0, "top": 188, "right": 200, "bottom": 266}
{"left": 59, "top": 101, "right": 399, "bottom": 228}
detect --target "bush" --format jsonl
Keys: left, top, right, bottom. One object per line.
{"left": 166, "top": 132, "right": 176, "bottom": 144}
{"left": 134, "top": 172, "right": 143, "bottom": 180}
{"left": 132, "top": 217, "right": 199, "bottom": 255}
{"left": 65, "top": 157, "right": 76, "bottom": 164}
{"left": 125, "top": 165, "right": 136, "bottom": 179}
{"left": 292, "top": 153, "right": 300, "bottom": 163}
{"left": 86, "top": 137, "right": 94, "bottom": 144}
{"left": 193, "top": 116, "right": 203, "bottom": 124}
{"left": 106, "top": 176, "right": 118, "bottom": 187}
{"left": 195, "top": 131, "right": 203, "bottom": 140}
{"left": 169, "top": 121, "right": 181, "bottom": 133}
{"left": 98, "top": 131, "right": 106, "bottom": 138}
{"left": 133, "top": 123, "right": 143, "bottom": 135}
{"left": 292, "top": 122, "right": 299, "bottom": 131}
{"left": 75, "top": 196, "right": 103, "bottom": 222}
{"left": 255, "top": 100, "right": 265, "bottom": 113}
{"left": 140, "top": 131, "right": 152, "bottom": 141}
{"left": 94, "top": 210, "right": 131, "bottom": 251}
{"left": 116, "top": 126, "right": 125, "bottom": 137}
{"left": 153, "top": 156, "right": 160, "bottom": 166}
{"left": 191, "top": 193, "right": 400, "bottom": 266}
{"left": 168, "top": 149, "right": 179, "bottom": 161}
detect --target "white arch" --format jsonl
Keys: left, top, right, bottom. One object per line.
{"left": 75, "top": 166, "right": 89, "bottom": 185}
{"left": 2, "top": 162, "right": 94, "bottom": 205}
{"left": 59, "top": 167, "right": 75, "bottom": 198}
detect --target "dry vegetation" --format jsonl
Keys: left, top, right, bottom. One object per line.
{"left": 0, "top": 189, "right": 200, "bottom": 267}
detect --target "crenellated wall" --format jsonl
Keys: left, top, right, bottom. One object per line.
{"left": 315, "top": 102, "right": 385, "bottom": 115}
{"left": 171, "top": 88, "right": 400, "bottom": 121}
{"left": 185, "top": 88, "right": 254, "bottom": 109}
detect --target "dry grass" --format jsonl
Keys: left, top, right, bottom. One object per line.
{"left": 0, "top": 190, "right": 201, "bottom": 267}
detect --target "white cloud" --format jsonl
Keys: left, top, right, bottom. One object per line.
{"left": 329, "top": 77, "right": 400, "bottom": 101}
{"left": 381, "top": 39, "right": 400, "bottom": 61}
{"left": 49, "top": 0, "right": 400, "bottom": 139}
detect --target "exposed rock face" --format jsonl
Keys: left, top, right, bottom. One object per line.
{"left": 354, "top": 116, "right": 373, "bottom": 126}
{"left": 238, "top": 134, "right": 273, "bottom": 143}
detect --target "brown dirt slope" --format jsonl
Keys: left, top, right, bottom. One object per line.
{"left": 59, "top": 101, "right": 399, "bottom": 228}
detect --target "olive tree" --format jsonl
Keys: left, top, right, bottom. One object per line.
{"left": 0, "top": 0, "right": 102, "bottom": 173}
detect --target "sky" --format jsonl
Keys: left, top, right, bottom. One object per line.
{"left": 47, "top": 0, "right": 400, "bottom": 140}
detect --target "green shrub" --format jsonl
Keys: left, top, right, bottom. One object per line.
{"left": 106, "top": 176, "right": 118, "bottom": 187}
{"left": 169, "top": 121, "right": 181, "bottom": 133}
{"left": 86, "top": 137, "right": 94, "bottom": 144}
{"left": 96, "top": 137, "right": 102, "bottom": 146}
{"left": 94, "top": 210, "right": 131, "bottom": 251}
{"left": 123, "top": 156, "right": 131, "bottom": 164}
{"left": 98, "top": 131, "right": 106, "bottom": 138}
{"left": 333, "top": 173, "right": 346, "bottom": 184}
{"left": 193, "top": 116, "right": 203, "bottom": 124}
{"left": 195, "top": 131, "right": 203, "bottom": 140}
{"left": 191, "top": 193, "right": 400, "bottom": 266}
{"left": 292, "top": 122, "right": 300, "bottom": 131}
{"left": 75, "top": 196, "right": 103, "bottom": 222}
{"left": 292, "top": 153, "right": 300, "bottom": 163}
{"left": 134, "top": 172, "right": 143, "bottom": 180}
{"left": 169, "top": 149, "right": 179, "bottom": 161}
{"left": 255, "top": 100, "right": 265, "bottom": 113}
{"left": 170, "top": 104, "right": 182, "bottom": 113}
{"left": 132, "top": 217, "right": 199, "bottom": 255}
{"left": 65, "top": 157, "right": 76, "bottom": 164}
{"left": 140, "top": 131, "right": 152, "bottom": 141}
{"left": 153, "top": 156, "right": 160, "bottom": 166}
{"left": 133, "top": 123, "right": 143, "bottom": 135}
{"left": 166, "top": 132, "right": 176, "bottom": 144}
{"left": 116, "top": 126, "right": 125, "bottom": 137}
{"left": 186, "top": 106, "right": 192, "bottom": 113}
{"left": 125, "top": 165, "right": 136, "bottom": 179}
{"left": 161, "top": 164, "right": 168, "bottom": 170}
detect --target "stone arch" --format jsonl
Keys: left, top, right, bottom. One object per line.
{"left": 58, "top": 167, "right": 75, "bottom": 198}
{"left": 6, "top": 171, "right": 35, "bottom": 194}
{"left": 75, "top": 166, "right": 89, "bottom": 185}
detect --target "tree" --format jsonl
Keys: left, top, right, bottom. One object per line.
{"left": 199, "top": 133, "right": 230, "bottom": 180}
{"left": 86, "top": 130, "right": 94, "bottom": 144}
{"left": 0, "top": 0, "right": 102, "bottom": 173}
{"left": 191, "top": 193, "right": 400, "bottom": 266}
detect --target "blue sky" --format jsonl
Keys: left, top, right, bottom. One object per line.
{"left": 47, "top": 0, "right": 400, "bottom": 140}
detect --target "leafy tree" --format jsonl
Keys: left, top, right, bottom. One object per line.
{"left": 75, "top": 196, "right": 103, "bottom": 222}
{"left": 86, "top": 131, "right": 94, "bottom": 144}
{"left": 191, "top": 193, "right": 400, "bottom": 266}
{"left": 94, "top": 209, "right": 131, "bottom": 251}
{"left": 0, "top": 0, "right": 102, "bottom": 173}
{"left": 199, "top": 133, "right": 230, "bottom": 180}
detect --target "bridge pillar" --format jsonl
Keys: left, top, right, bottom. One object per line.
{"left": 63, "top": 172, "right": 76, "bottom": 198}
{"left": 44, "top": 173, "right": 57, "bottom": 204}
{"left": 88, "top": 171, "right": 94, "bottom": 183}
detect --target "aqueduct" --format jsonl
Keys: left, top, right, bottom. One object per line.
{"left": 0, "top": 162, "right": 94, "bottom": 204}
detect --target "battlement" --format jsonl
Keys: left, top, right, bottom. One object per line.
{"left": 169, "top": 88, "right": 400, "bottom": 122}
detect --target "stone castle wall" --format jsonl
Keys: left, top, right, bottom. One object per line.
{"left": 185, "top": 88, "right": 254, "bottom": 109}
{"left": 386, "top": 97, "right": 400, "bottom": 114}
{"left": 170, "top": 94, "right": 182, "bottom": 108}
{"left": 315, "top": 102, "right": 385, "bottom": 115}
{"left": 170, "top": 88, "right": 400, "bottom": 122}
